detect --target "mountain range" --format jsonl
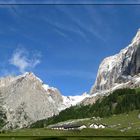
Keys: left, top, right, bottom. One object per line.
{"left": 0, "top": 72, "right": 88, "bottom": 129}
{"left": 91, "top": 29, "right": 140, "bottom": 95}
{"left": 0, "top": 29, "right": 140, "bottom": 129}
{"left": 83, "top": 29, "right": 140, "bottom": 105}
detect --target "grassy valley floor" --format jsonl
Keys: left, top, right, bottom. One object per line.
{"left": 0, "top": 129, "right": 140, "bottom": 140}
{"left": 0, "top": 110, "right": 140, "bottom": 140}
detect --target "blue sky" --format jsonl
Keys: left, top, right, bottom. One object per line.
{"left": 0, "top": 1, "right": 140, "bottom": 95}
{"left": 1, "top": 0, "right": 140, "bottom": 4}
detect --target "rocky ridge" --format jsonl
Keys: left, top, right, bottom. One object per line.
{"left": 80, "top": 29, "right": 140, "bottom": 105}
{"left": 90, "top": 29, "right": 140, "bottom": 95}
{"left": 0, "top": 72, "right": 89, "bottom": 129}
{"left": 0, "top": 72, "right": 64, "bottom": 129}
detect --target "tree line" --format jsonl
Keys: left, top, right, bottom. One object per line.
{"left": 30, "top": 88, "right": 140, "bottom": 128}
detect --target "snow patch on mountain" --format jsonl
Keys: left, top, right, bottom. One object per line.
{"left": 58, "top": 92, "right": 89, "bottom": 111}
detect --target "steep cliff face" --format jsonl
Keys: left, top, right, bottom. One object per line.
{"left": 90, "top": 29, "right": 140, "bottom": 95}
{"left": 0, "top": 72, "right": 63, "bottom": 129}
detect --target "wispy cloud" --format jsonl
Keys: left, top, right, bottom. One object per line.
{"left": 9, "top": 48, "right": 41, "bottom": 73}
{"left": 0, "top": 0, "right": 21, "bottom": 16}
{"left": 43, "top": 16, "right": 89, "bottom": 42}
{"left": 55, "top": 6, "right": 107, "bottom": 42}
{"left": 47, "top": 69, "right": 96, "bottom": 80}
{"left": 55, "top": 5, "right": 120, "bottom": 43}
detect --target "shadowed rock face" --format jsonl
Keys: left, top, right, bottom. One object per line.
{"left": 130, "top": 44, "right": 140, "bottom": 75}
{"left": 120, "top": 44, "right": 140, "bottom": 77}
{"left": 90, "top": 29, "right": 140, "bottom": 94}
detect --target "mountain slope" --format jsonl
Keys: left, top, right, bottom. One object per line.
{"left": 90, "top": 29, "right": 140, "bottom": 95}
{"left": 0, "top": 72, "right": 88, "bottom": 129}
{"left": 0, "top": 72, "right": 64, "bottom": 129}
{"left": 30, "top": 88, "right": 140, "bottom": 128}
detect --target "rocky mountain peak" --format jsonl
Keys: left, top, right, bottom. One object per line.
{"left": 23, "top": 72, "right": 35, "bottom": 77}
{"left": 18, "top": 72, "right": 43, "bottom": 83}
{"left": 0, "top": 71, "right": 90, "bottom": 129}
{"left": 0, "top": 72, "right": 64, "bottom": 129}
{"left": 131, "top": 29, "right": 140, "bottom": 46}
{"left": 90, "top": 29, "right": 140, "bottom": 95}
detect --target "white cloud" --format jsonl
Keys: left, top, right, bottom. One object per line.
{"left": 9, "top": 48, "right": 41, "bottom": 73}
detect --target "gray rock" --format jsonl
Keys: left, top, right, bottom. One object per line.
{"left": 90, "top": 29, "right": 140, "bottom": 95}
{"left": 0, "top": 72, "right": 63, "bottom": 129}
